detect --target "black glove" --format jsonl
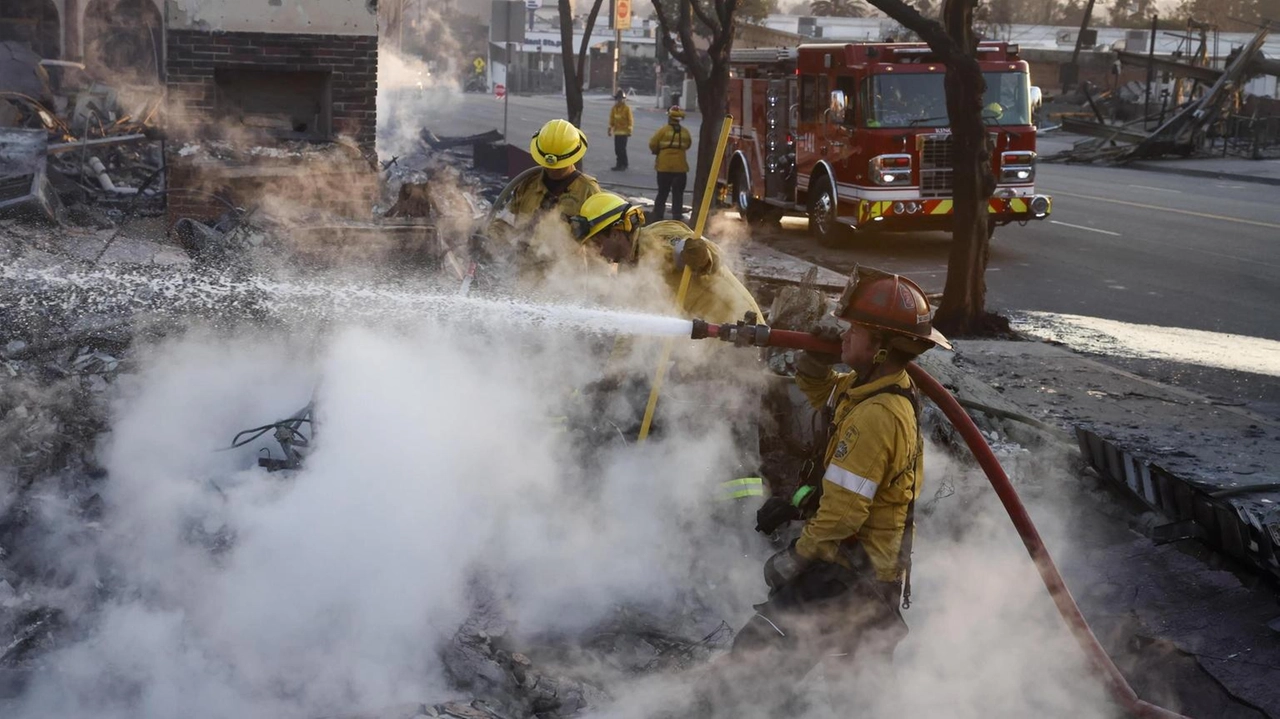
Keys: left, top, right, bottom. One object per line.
{"left": 794, "top": 349, "right": 839, "bottom": 377}
{"left": 755, "top": 496, "right": 800, "bottom": 534}
{"left": 794, "top": 323, "right": 842, "bottom": 373}
{"left": 763, "top": 542, "right": 809, "bottom": 591}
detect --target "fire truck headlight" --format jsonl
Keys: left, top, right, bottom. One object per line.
{"left": 870, "top": 154, "right": 913, "bottom": 187}
{"left": 1030, "top": 195, "right": 1051, "bottom": 218}
{"left": 1000, "top": 150, "right": 1036, "bottom": 184}
{"left": 892, "top": 201, "right": 905, "bottom": 214}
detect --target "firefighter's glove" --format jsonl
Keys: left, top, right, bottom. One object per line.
{"left": 675, "top": 236, "right": 715, "bottom": 275}
{"left": 755, "top": 496, "right": 800, "bottom": 535}
{"left": 763, "top": 543, "right": 810, "bottom": 591}
{"left": 795, "top": 350, "right": 839, "bottom": 377}
{"left": 795, "top": 321, "right": 843, "bottom": 374}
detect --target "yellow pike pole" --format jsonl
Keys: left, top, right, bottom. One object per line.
{"left": 637, "top": 114, "right": 734, "bottom": 442}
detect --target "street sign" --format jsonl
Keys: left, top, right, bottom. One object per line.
{"left": 615, "top": 0, "right": 631, "bottom": 30}
{"left": 495, "top": 83, "right": 506, "bottom": 98}
{"left": 488, "top": 0, "right": 526, "bottom": 44}
{"left": 473, "top": 57, "right": 486, "bottom": 73}
{"left": 525, "top": 0, "right": 540, "bottom": 8}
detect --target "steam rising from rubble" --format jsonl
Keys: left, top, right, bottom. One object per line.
{"left": 378, "top": 44, "right": 461, "bottom": 161}
{"left": 3, "top": 243, "right": 1120, "bottom": 716}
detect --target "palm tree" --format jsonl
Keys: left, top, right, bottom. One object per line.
{"left": 808, "top": 0, "right": 868, "bottom": 17}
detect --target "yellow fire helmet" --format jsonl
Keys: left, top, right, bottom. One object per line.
{"left": 568, "top": 192, "right": 645, "bottom": 243}
{"left": 530, "top": 119, "right": 588, "bottom": 169}
{"left": 667, "top": 106, "right": 686, "bottom": 121}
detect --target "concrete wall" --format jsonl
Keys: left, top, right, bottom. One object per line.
{"left": 166, "top": 0, "right": 376, "bottom": 35}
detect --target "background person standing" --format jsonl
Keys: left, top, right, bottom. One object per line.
{"left": 647, "top": 106, "right": 691, "bottom": 222}
{"left": 607, "top": 91, "right": 633, "bottom": 171}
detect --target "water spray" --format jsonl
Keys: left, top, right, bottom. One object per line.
{"left": 688, "top": 312, "right": 1189, "bottom": 719}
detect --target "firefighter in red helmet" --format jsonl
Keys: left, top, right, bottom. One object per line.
{"left": 708, "top": 265, "right": 950, "bottom": 714}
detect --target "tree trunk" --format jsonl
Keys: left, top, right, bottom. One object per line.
{"left": 557, "top": 0, "right": 583, "bottom": 126}
{"left": 932, "top": 0, "right": 998, "bottom": 336}
{"left": 690, "top": 71, "right": 729, "bottom": 225}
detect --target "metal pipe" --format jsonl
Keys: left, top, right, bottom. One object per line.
{"left": 689, "top": 317, "right": 1191, "bottom": 719}
{"left": 48, "top": 133, "right": 148, "bottom": 154}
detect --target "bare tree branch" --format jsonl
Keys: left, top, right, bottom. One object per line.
{"left": 690, "top": 0, "right": 720, "bottom": 35}
{"left": 576, "top": 0, "right": 607, "bottom": 90}
{"left": 867, "top": 0, "right": 959, "bottom": 57}
{"left": 651, "top": 0, "right": 689, "bottom": 65}
{"left": 708, "top": 0, "right": 740, "bottom": 57}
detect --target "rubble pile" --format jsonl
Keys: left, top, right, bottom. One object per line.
{"left": 2, "top": 42, "right": 163, "bottom": 224}
{"left": 1045, "top": 26, "right": 1280, "bottom": 163}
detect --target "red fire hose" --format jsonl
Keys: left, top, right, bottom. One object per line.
{"left": 693, "top": 318, "right": 1190, "bottom": 719}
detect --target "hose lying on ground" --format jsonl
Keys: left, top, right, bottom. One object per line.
{"left": 906, "top": 365, "right": 1189, "bottom": 719}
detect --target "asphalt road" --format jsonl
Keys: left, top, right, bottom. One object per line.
{"left": 761, "top": 162, "right": 1280, "bottom": 340}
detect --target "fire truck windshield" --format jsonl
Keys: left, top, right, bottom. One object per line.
{"left": 864, "top": 70, "right": 1031, "bottom": 128}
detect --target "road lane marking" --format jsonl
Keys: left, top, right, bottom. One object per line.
{"left": 1049, "top": 220, "right": 1121, "bottom": 236}
{"left": 1050, "top": 190, "right": 1280, "bottom": 230}
{"left": 1126, "top": 184, "right": 1182, "bottom": 193}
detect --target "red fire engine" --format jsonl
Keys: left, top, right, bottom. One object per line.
{"left": 719, "top": 41, "right": 1052, "bottom": 245}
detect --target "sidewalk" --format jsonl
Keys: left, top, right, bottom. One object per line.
{"left": 1039, "top": 130, "right": 1280, "bottom": 185}
{"left": 921, "top": 340, "right": 1280, "bottom": 716}
{"left": 1125, "top": 155, "right": 1280, "bottom": 186}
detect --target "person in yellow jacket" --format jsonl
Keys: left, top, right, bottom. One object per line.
{"left": 713, "top": 266, "right": 951, "bottom": 714}
{"left": 606, "top": 91, "right": 633, "bottom": 171}
{"left": 567, "top": 192, "right": 759, "bottom": 323}
{"left": 647, "top": 106, "right": 692, "bottom": 222}
{"left": 568, "top": 192, "right": 766, "bottom": 505}
{"left": 483, "top": 119, "right": 600, "bottom": 279}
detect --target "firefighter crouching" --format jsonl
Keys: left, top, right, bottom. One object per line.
{"left": 706, "top": 267, "right": 951, "bottom": 715}
{"left": 568, "top": 192, "right": 760, "bottom": 325}
{"left": 479, "top": 119, "right": 600, "bottom": 283}
{"left": 568, "top": 193, "right": 765, "bottom": 496}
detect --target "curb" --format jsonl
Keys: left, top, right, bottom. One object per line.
{"left": 1124, "top": 161, "right": 1280, "bottom": 187}
{"left": 1075, "top": 426, "right": 1280, "bottom": 581}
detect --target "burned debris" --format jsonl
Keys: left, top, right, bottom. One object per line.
{"left": 1046, "top": 24, "right": 1280, "bottom": 163}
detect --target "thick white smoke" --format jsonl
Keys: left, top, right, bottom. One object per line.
{"left": 4, "top": 314, "right": 1126, "bottom": 718}
{"left": 4, "top": 317, "right": 765, "bottom": 718}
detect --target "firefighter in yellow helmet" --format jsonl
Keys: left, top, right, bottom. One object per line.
{"left": 568, "top": 192, "right": 759, "bottom": 323}
{"left": 647, "top": 106, "right": 692, "bottom": 222}
{"left": 483, "top": 119, "right": 600, "bottom": 259}
{"left": 569, "top": 193, "right": 766, "bottom": 507}
{"left": 709, "top": 266, "right": 951, "bottom": 714}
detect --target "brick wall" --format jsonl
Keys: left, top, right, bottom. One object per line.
{"left": 166, "top": 29, "right": 377, "bottom": 147}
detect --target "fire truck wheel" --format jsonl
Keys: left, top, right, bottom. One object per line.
{"left": 807, "top": 176, "right": 841, "bottom": 246}
{"left": 730, "top": 163, "right": 752, "bottom": 214}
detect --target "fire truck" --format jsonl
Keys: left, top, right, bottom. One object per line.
{"left": 719, "top": 41, "right": 1051, "bottom": 245}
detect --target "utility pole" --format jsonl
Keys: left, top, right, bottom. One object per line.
{"left": 504, "top": 3, "right": 512, "bottom": 144}
{"left": 1144, "top": 13, "right": 1157, "bottom": 129}
{"left": 1065, "top": 0, "right": 1097, "bottom": 92}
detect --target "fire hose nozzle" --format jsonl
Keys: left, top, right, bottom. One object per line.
{"left": 698, "top": 312, "right": 772, "bottom": 347}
